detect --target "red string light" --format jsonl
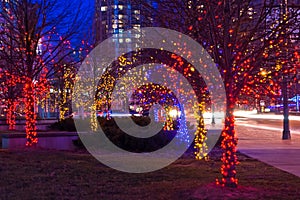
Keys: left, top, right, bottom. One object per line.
{"left": 23, "top": 68, "right": 49, "bottom": 146}
{"left": 24, "top": 77, "right": 38, "bottom": 146}
{"left": 216, "top": 113, "right": 239, "bottom": 188}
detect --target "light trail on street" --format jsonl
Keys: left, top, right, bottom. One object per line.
{"left": 234, "top": 110, "right": 300, "bottom": 135}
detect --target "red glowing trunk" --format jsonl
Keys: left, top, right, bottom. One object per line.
{"left": 6, "top": 99, "right": 16, "bottom": 130}
{"left": 216, "top": 98, "right": 238, "bottom": 188}
{"left": 24, "top": 79, "right": 38, "bottom": 146}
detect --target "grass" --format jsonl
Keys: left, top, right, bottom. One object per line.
{"left": 0, "top": 148, "right": 300, "bottom": 200}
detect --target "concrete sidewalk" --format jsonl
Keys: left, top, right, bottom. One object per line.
{"left": 236, "top": 125, "right": 300, "bottom": 178}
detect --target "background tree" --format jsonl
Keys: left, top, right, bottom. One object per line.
{"left": 138, "top": 0, "right": 300, "bottom": 187}
{"left": 0, "top": 68, "right": 24, "bottom": 130}
{"left": 0, "top": 0, "right": 89, "bottom": 145}
{"left": 0, "top": 9, "right": 25, "bottom": 130}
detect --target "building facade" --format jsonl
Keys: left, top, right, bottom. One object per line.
{"left": 94, "top": 0, "right": 143, "bottom": 43}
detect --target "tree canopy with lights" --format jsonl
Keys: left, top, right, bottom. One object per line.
{"left": 139, "top": 0, "right": 300, "bottom": 187}
{"left": 0, "top": 0, "right": 89, "bottom": 145}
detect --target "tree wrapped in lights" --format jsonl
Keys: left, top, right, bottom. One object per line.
{"left": 53, "top": 61, "right": 77, "bottom": 121}
{"left": 194, "top": 101, "right": 209, "bottom": 160}
{"left": 139, "top": 0, "right": 300, "bottom": 187}
{"left": 0, "top": 0, "right": 88, "bottom": 145}
{"left": 54, "top": 40, "right": 93, "bottom": 122}
{"left": 90, "top": 47, "right": 208, "bottom": 152}
{"left": 0, "top": 11, "right": 25, "bottom": 130}
{"left": 0, "top": 70, "right": 24, "bottom": 130}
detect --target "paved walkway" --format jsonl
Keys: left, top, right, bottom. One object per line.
{"left": 236, "top": 124, "right": 300, "bottom": 178}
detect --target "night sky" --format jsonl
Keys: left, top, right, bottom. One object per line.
{"left": 52, "top": 0, "right": 94, "bottom": 45}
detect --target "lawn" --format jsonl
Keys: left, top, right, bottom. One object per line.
{"left": 0, "top": 147, "right": 300, "bottom": 199}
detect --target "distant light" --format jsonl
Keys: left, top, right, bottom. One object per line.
{"left": 136, "top": 107, "right": 142, "bottom": 112}
{"left": 169, "top": 109, "right": 180, "bottom": 118}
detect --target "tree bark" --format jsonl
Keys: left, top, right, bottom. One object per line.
{"left": 24, "top": 78, "right": 38, "bottom": 146}
{"left": 218, "top": 95, "right": 238, "bottom": 187}
{"left": 6, "top": 99, "right": 16, "bottom": 130}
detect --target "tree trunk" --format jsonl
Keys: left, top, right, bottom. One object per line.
{"left": 24, "top": 79, "right": 38, "bottom": 146}
{"left": 59, "top": 90, "right": 66, "bottom": 121}
{"left": 217, "top": 96, "right": 238, "bottom": 187}
{"left": 194, "top": 101, "right": 208, "bottom": 160}
{"left": 6, "top": 99, "right": 16, "bottom": 130}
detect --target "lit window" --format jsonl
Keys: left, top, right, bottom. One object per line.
{"left": 118, "top": 5, "right": 123, "bottom": 10}
{"left": 112, "top": 23, "right": 118, "bottom": 29}
{"left": 133, "top": 24, "right": 140, "bottom": 29}
{"left": 101, "top": 6, "right": 107, "bottom": 11}
{"left": 36, "top": 38, "right": 42, "bottom": 55}
{"left": 247, "top": 7, "right": 254, "bottom": 19}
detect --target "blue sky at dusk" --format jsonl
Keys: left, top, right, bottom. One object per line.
{"left": 50, "top": 0, "right": 94, "bottom": 45}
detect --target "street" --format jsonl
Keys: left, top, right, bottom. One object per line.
{"left": 235, "top": 111, "right": 300, "bottom": 134}
{"left": 234, "top": 112, "right": 300, "bottom": 178}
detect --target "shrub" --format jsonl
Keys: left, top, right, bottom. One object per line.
{"left": 49, "top": 117, "right": 76, "bottom": 132}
